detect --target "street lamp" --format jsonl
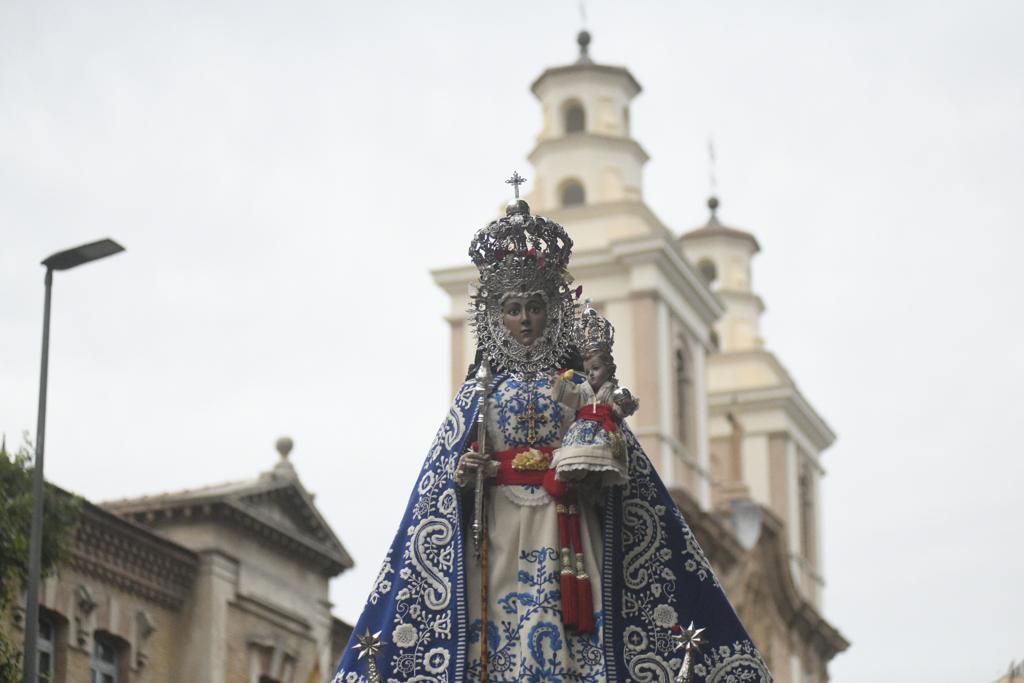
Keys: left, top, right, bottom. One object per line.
{"left": 22, "top": 238, "right": 124, "bottom": 683}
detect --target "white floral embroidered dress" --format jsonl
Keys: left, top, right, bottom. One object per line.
{"left": 551, "top": 379, "right": 629, "bottom": 488}
{"left": 464, "top": 374, "right": 608, "bottom": 682}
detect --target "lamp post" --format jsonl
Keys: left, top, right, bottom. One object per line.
{"left": 22, "top": 238, "right": 124, "bottom": 683}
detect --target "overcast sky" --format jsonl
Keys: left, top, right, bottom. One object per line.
{"left": 2, "top": 1, "right": 1022, "bottom": 680}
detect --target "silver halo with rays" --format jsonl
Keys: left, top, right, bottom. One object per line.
{"left": 468, "top": 175, "right": 578, "bottom": 377}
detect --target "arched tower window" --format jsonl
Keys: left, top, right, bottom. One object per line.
{"left": 697, "top": 258, "right": 718, "bottom": 289}
{"left": 560, "top": 180, "right": 585, "bottom": 207}
{"left": 563, "top": 100, "right": 585, "bottom": 134}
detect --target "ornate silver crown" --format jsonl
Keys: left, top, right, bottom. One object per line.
{"left": 468, "top": 173, "right": 578, "bottom": 376}
{"left": 578, "top": 299, "right": 615, "bottom": 355}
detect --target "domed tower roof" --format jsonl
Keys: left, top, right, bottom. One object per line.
{"left": 530, "top": 30, "right": 642, "bottom": 98}
{"left": 681, "top": 196, "right": 760, "bottom": 253}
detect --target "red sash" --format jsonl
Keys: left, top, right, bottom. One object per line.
{"left": 492, "top": 446, "right": 553, "bottom": 486}
{"left": 576, "top": 403, "right": 618, "bottom": 433}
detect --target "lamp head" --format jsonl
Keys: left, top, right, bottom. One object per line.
{"left": 43, "top": 238, "right": 125, "bottom": 271}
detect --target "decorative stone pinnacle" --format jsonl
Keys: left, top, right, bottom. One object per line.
{"left": 275, "top": 436, "right": 294, "bottom": 460}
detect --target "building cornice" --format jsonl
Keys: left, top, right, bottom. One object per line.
{"left": 233, "top": 593, "right": 313, "bottom": 636}
{"left": 716, "top": 288, "right": 766, "bottom": 314}
{"left": 707, "top": 372, "right": 837, "bottom": 453}
{"left": 680, "top": 222, "right": 761, "bottom": 253}
{"left": 527, "top": 133, "right": 650, "bottom": 166}
{"left": 104, "top": 479, "right": 354, "bottom": 577}
{"left": 607, "top": 235, "right": 725, "bottom": 328}
{"left": 531, "top": 62, "right": 642, "bottom": 98}
{"left": 118, "top": 500, "right": 349, "bottom": 577}
{"left": 70, "top": 501, "right": 198, "bottom": 610}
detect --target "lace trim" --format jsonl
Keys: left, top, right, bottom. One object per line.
{"left": 498, "top": 484, "right": 552, "bottom": 507}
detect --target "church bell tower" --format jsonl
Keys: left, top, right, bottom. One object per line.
{"left": 679, "top": 196, "right": 764, "bottom": 352}
{"left": 526, "top": 32, "right": 662, "bottom": 252}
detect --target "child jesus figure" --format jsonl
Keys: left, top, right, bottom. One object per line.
{"left": 550, "top": 301, "right": 639, "bottom": 487}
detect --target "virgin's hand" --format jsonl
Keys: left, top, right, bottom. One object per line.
{"left": 455, "top": 451, "right": 497, "bottom": 486}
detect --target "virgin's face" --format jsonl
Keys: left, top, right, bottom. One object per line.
{"left": 501, "top": 294, "right": 547, "bottom": 346}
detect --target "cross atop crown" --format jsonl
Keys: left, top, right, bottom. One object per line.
{"left": 505, "top": 171, "right": 527, "bottom": 198}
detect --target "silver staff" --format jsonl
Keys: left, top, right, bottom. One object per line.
{"left": 472, "top": 358, "right": 493, "bottom": 557}
{"left": 472, "top": 359, "right": 494, "bottom": 682}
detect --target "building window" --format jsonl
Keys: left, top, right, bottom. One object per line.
{"left": 798, "top": 458, "right": 816, "bottom": 566}
{"left": 38, "top": 616, "right": 54, "bottom": 683}
{"left": 564, "top": 100, "right": 585, "bottom": 133}
{"left": 560, "top": 180, "right": 585, "bottom": 207}
{"left": 697, "top": 258, "right": 718, "bottom": 288}
{"left": 90, "top": 634, "right": 119, "bottom": 683}
{"left": 675, "top": 347, "right": 692, "bottom": 448}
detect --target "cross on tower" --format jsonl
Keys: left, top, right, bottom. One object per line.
{"left": 707, "top": 138, "right": 717, "bottom": 196}
{"left": 506, "top": 171, "right": 527, "bottom": 199}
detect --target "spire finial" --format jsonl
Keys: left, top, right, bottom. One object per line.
{"left": 707, "top": 139, "right": 721, "bottom": 225}
{"left": 576, "top": 29, "right": 592, "bottom": 63}
{"left": 707, "top": 195, "right": 720, "bottom": 224}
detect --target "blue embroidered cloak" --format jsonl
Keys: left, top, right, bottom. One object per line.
{"left": 332, "top": 378, "right": 772, "bottom": 683}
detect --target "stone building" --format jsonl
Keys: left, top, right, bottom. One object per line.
{"left": 5, "top": 439, "right": 354, "bottom": 683}
{"left": 431, "top": 32, "right": 848, "bottom": 682}
{"left": 994, "top": 660, "right": 1024, "bottom": 683}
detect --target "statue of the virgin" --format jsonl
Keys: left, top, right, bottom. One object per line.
{"left": 332, "top": 177, "right": 771, "bottom": 683}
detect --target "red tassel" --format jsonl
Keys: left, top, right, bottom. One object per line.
{"left": 576, "top": 576, "right": 595, "bottom": 633}
{"left": 567, "top": 502, "right": 595, "bottom": 633}
{"left": 560, "top": 570, "right": 578, "bottom": 629}
{"left": 556, "top": 505, "right": 577, "bottom": 629}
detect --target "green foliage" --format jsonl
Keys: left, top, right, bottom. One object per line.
{"left": 0, "top": 633, "right": 22, "bottom": 682}
{"left": 0, "top": 434, "right": 82, "bottom": 679}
